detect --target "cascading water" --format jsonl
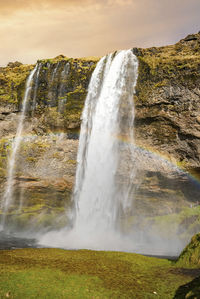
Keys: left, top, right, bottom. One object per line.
{"left": 58, "top": 62, "right": 70, "bottom": 113}
{"left": 74, "top": 50, "right": 138, "bottom": 231}
{"left": 32, "top": 63, "right": 42, "bottom": 113}
{"left": 39, "top": 50, "right": 139, "bottom": 251}
{"left": 0, "top": 65, "right": 38, "bottom": 230}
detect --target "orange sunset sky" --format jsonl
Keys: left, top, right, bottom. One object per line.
{"left": 0, "top": 0, "right": 199, "bottom": 66}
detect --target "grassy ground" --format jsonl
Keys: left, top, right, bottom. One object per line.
{"left": 0, "top": 248, "right": 199, "bottom": 298}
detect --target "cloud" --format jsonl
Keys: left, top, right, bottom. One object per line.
{"left": 0, "top": 0, "right": 133, "bottom": 16}
{"left": 0, "top": 0, "right": 199, "bottom": 66}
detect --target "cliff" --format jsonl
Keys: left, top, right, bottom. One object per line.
{"left": 0, "top": 33, "right": 200, "bottom": 243}
{"left": 1, "top": 33, "right": 200, "bottom": 168}
{"left": 135, "top": 32, "right": 200, "bottom": 170}
{"left": 0, "top": 55, "right": 98, "bottom": 230}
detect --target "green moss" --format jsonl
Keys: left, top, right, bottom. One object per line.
{"left": 136, "top": 37, "right": 200, "bottom": 103}
{"left": 176, "top": 233, "right": 200, "bottom": 268}
{"left": 41, "top": 107, "right": 65, "bottom": 130}
{"left": 3, "top": 201, "right": 68, "bottom": 230}
{"left": 38, "top": 55, "right": 70, "bottom": 65}
{"left": 0, "top": 248, "right": 197, "bottom": 298}
{"left": 51, "top": 152, "right": 62, "bottom": 159}
{"left": 67, "top": 159, "right": 76, "bottom": 165}
{"left": 0, "top": 64, "right": 34, "bottom": 106}
{"left": 143, "top": 206, "right": 200, "bottom": 241}
{"left": 21, "top": 138, "right": 50, "bottom": 160}
{"left": 176, "top": 159, "right": 189, "bottom": 169}
{"left": 63, "top": 88, "right": 87, "bottom": 127}
{"left": 173, "top": 275, "right": 200, "bottom": 299}
{"left": 30, "top": 56, "right": 98, "bottom": 131}
{"left": 0, "top": 138, "right": 10, "bottom": 177}
{"left": 154, "top": 80, "right": 167, "bottom": 88}
{"left": 26, "top": 156, "right": 37, "bottom": 163}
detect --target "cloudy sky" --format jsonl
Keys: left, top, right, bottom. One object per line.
{"left": 0, "top": 0, "right": 199, "bottom": 66}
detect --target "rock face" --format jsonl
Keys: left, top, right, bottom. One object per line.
{"left": 0, "top": 55, "right": 97, "bottom": 231}
{"left": 0, "top": 33, "right": 200, "bottom": 241}
{"left": 134, "top": 32, "right": 200, "bottom": 169}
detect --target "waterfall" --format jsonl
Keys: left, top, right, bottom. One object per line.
{"left": 0, "top": 65, "right": 38, "bottom": 230}
{"left": 39, "top": 50, "right": 139, "bottom": 251}
{"left": 73, "top": 49, "right": 138, "bottom": 238}
{"left": 58, "top": 62, "right": 70, "bottom": 113}
{"left": 32, "top": 63, "right": 42, "bottom": 113}
{"left": 52, "top": 62, "right": 60, "bottom": 82}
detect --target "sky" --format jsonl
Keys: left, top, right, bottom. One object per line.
{"left": 0, "top": 0, "right": 199, "bottom": 66}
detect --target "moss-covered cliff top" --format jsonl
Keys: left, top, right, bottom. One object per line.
{"left": 137, "top": 32, "right": 200, "bottom": 69}
{"left": 0, "top": 54, "right": 100, "bottom": 116}
{"left": 38, "top": 54, "right": 100, "bottom": 64}
{"left": 0, "top": 31, "right": 199, "bottom": 109}
{"left": 135, "top": 31, "right": 200, "bottom": 89}
{"left": 0, "top": 64, "right": 34, "bottom": 107}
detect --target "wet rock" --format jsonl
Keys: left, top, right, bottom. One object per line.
{"left": 134, "top": 31, "right": 200, "bottom": 168}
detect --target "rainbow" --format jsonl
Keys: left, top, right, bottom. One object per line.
{"left": 5, "top": 130, "right": 200, "bottom": 187}
{"left": 115, "top": 133, "right": 200, "bottom": 187}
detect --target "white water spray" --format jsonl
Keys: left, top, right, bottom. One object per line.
{"left": 39, "top": 50, "right": 139, "bottom": 251}
{"left": 1, "top": 65, "right": 38, "bottom": 229}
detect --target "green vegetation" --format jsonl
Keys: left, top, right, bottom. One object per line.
{"left": 0, "top": 138, "right": 10, "bottom": 177}
{"left": 21, "top": 138, "right": 50, "bottom": 164}
{"left": 0, "top": 198, "right": 69, "bottom": 231}
{"left": 136, "top": 35, "right": 200, "bottom": 103}
{"left": 33, "top": 55, "right": 98, "bottom": 131}
{"left": 0, "top": 64, "right": 34, "bottom": 106}
{"left": 145, "top": 206, "right": 200, "bottom": 242}
{"left": 176, "top": 233, "right": 200, "bottom": 268}
{"left": 0, "top": 248, "right": 198, "bottom": 298}
{"left": 38, "top": 55, "right": 100, "bottom": 65}
{"left": 67, "top": 159, "right": 77, "bottom": 165}
{"left": 11, "top": 206, "right": 67, "bottom": 230}
{"left": 0, "top": 180, "right": 72, "bottom": 230}
{"left": 173, "top": 233, "right": 200, "bottom": 298}
{"left": 0, "top": 55, "right": 98, "bottom": 133}
{"left": 174, "top": 276, "right": 200, "bottom": 299}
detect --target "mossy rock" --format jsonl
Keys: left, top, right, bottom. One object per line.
{"left": 173, "top": 275, "right": 200, "bottom": 299}
{"left": 0, "top": 64, "right": 34, "bottom": 107}
{"left": 176, "top": 233, "right": 200, "bottom": 267}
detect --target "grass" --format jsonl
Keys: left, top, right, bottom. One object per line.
{"left": 0, "top": 248, "right": 199, "bottom": 298}
{"left": 176, "top": 233, "right": 200, "bottom": 268}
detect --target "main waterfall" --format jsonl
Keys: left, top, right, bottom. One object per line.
{"left": 39, "top": 50, "right": 139, "bottom": 251}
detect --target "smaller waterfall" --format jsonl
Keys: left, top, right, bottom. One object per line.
{"left": 47, "top": 61, "right": 70, "bottom": 111}
{"left": 32, "top": 63, "right": 42, "bottom": 113}
{"left": 0, "top": 65, "right": 38, "bottom": 229}
{"left": 58, "top": 62, "right": 70, "bottom": 113}
{"left": 52, "top": 62, "right": 60, "bottom": 82}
